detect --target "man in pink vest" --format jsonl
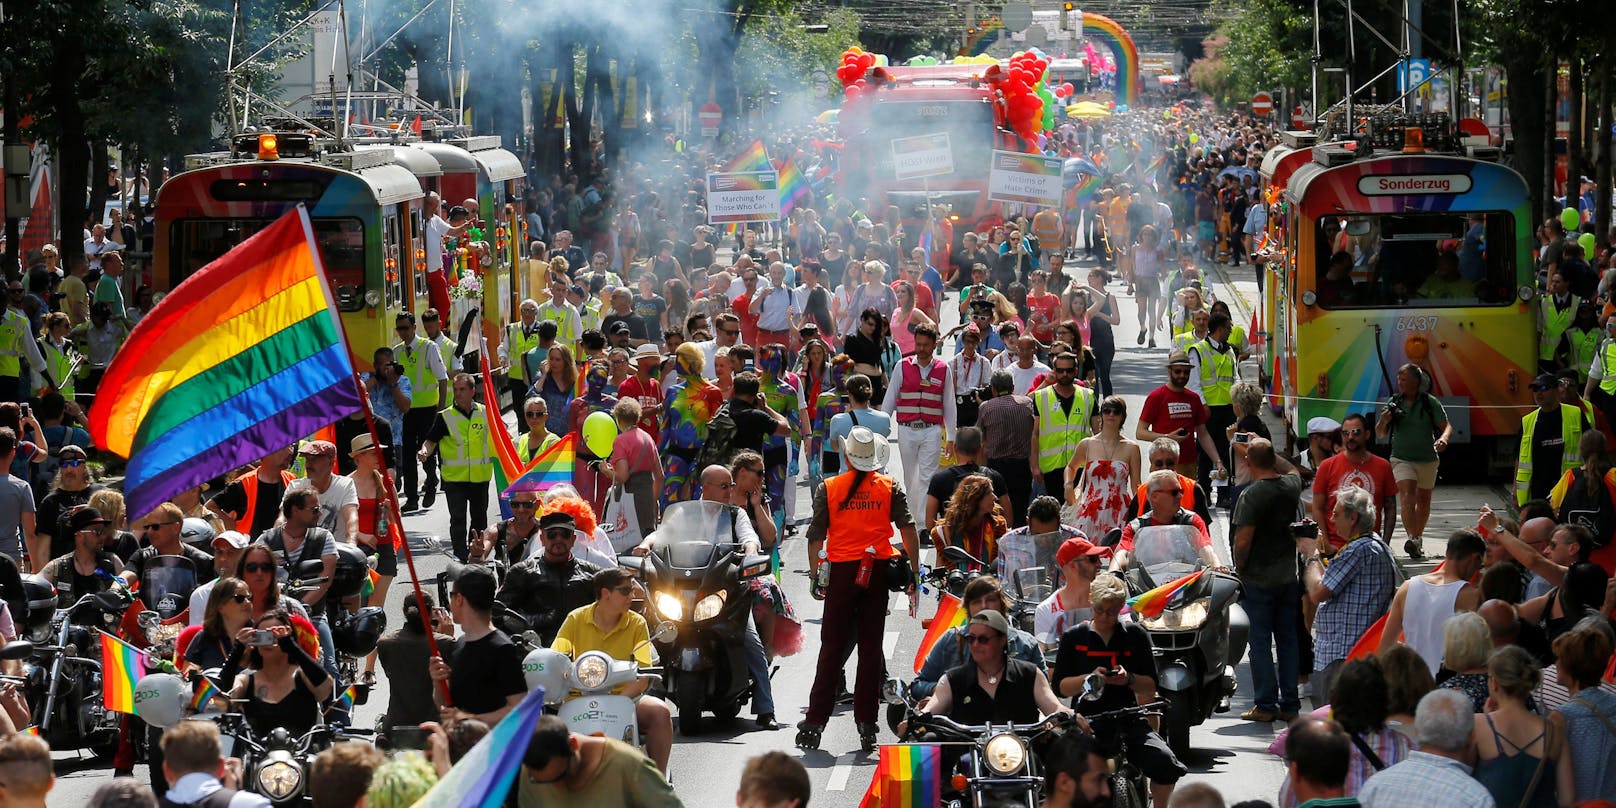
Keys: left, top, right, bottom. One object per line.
{"left": 881, "top": 322, "right": 957, "bottom": 528}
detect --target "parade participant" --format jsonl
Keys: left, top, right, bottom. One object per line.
{"left": 608, "top": 398, "right": 662, "bottom": 534}
{"left": 925, "top": 426, "right": 1009, "bottom": 535}
{"left": 34, "top": 313, "right": 82, "bottom": 401}
{"left": 232, "top": 542, "right": 307, "bottom": 623}
{"left": 1131, "top": 225, "right": 1168, "bottom": 347}
{"left": 1375, "top": 364, "right": 1453, "bottom": 559}
{"left": 568, "top": 283, "right": 603, "bottom": 337}
{"left": 1065, "top": 396, "right": 1141, "bottom": 541}
{"left": 936, "top": 475, "right": 1008, "bottom": 571}
{"left": 1311, "top": 414, "right": 1398, "bottom": 552}
{"left": 1299, "top": 485, "right": 1398, "bottom": 706}
{"left": 1172, "top": 308, "right": 1210, "bottom": 352}
{"left": 751, "top": 261, "right": 795, "bottom": 348}
{"left": 1282, "top": 718, "right": 1355, "bottom": 808}
{"left": 428, "top": 565, "right": 527, "bottom": 725}
{"left": 1516, "top": 373, "right": 1589, "bottom": 506}
{"left": 1133, "top": 356, "right": 1213, "bottom": 481}
{"left": 420, "top": 373, "right": 494, "bottom": 562}
{"left": 376, "top": 592, "right": 454, "bottom": 734}
{"left": 1032, "top": 536, "right": 1111, "bottom": 646}
{"left": 32, "top": 444, "right": 102, "bottom": 563}
{"left": 912, "top": 574, "right": 1045, "bottom": 701}
{"left": 158, "top": 717, "right": 271, "bottom": 808}
{"left": 1357, "top": 690, "right": 1493, "bottom": 808}
{"left": 1040, "top": 732, "right": 1113, "bottom": 808}
{"left": 796, "top": 339, "right": 836, "bottom": 489}
{"left": 298, "top": 441, "right": 357, "bottom": 543}
{"left": 1232, "top": 439, "right": 1305, "bottom": 724}
{"left": 1136, "top": 438, "right": 1214, "bottom": 524}
{"left": 756, "top": 345, "right": 803, "bottom": 535}
{"left": 1377, "top": 530, "right": 1485, "bottom": 672}
{"left": 223, "top": 610, "right": 333, "bottom": 738}
{"left": 881, "top": 323, "right": 954, "bottom": 527}
{"left": 186, "top": 530, "right": 249, "bottom": 627}
{"left": 206, "top": 446, "right": 295, "bottom": 538}
{"left": 0, "top": 734, "right": 52, "bottom": 808}
{"left": 1054, "top": 575, "right": 1188, "bottom": 807}
{"left": 1030, "top": 351, "right": 1095, "bottom": 498}
{"left": 552, "top": 568, "right": 675, "bottom": 772}
{"left": 1538, "top": 270, "right": 1579, "bottom": 375}
{"left": 471, "top": 488, "right": 542, "bottom": 565}
{"left": 348, "top": 435, "right": 395, "bottom": 616}
{"left": 949, "top": 325, "right": 991, "bottom": 429}
{"left": 616, "top": 344, "right": 664, "bottom": 441}
{"left": 1186, "top": 312, "right": 1238, "bottom": 492}
{"left": 1112, "top": 470, "right": 1221, "bottom": 573}
{"left": 1000, "top": 334, "right": 1049, "bottom": 395}
{"left": 122, "top": 501, "right": 216, "bottom": 590}
{"left": 497, "top": 511, "right": 603, "bottom": 645}
{"left": 974, "top": 369, "right": 1034, "bottom": 526}
{"left": 258, "top": 482, "right": 339, "bottom": 672}
{"left": 38, "top": 506, "right": 121, "bottom": 599}
{"left": 392, "top": 312, "right": 449, "bottom": 512}
{"left": 797, "top": 427, "right": 920, "bottom": 753}
{"left": 420, "top": 307, "right": 459, "bottom": 373}
{"left": 659, "top": 343, "right": 723, "bottom": 507}
{"left": 536, "top": 276, "right": 583, "bottom": 347}
{"left": 533, "top": 343, "right": 576, "bottom": 441}
{"left": 1557, "top": 367, "right": 1611, "bottom": 439}
{"left": 183, "top": 577, "right": 254, "bottom": 673}
{"left": 569, "top": 362, "right": 618, "bottom": 516}
{"left": 363, "top": 347, "right": 411, "bottom": 471}
{"left": 516, "top": 715, "right": 683, "bottom": 806}
{"left": 913, "top": 609, "right": 1075, "bottom": 733}
{"left": 502, "top": 300, "right": 546, "bottom": 432}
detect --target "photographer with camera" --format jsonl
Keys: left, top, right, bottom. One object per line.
{"left": 364, "top": 347, "right": 411, "bottom": 470}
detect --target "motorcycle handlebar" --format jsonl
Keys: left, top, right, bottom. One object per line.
{"left": 911, "top": 709, "right": 1075, "bottom": 739}
{"left": 1083, "top": 701, "right": 1168, "bottom": 723}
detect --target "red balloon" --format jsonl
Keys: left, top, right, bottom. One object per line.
{"left": 858, "top": 53, "right": 877, "bottom": 70}
{"left": 1062, "top": 82, "right": 1075, "bottom": 95}
{"left": 845, "top": 85, "right": 863, "bottom": 99}
{"left": 854, "top": 78, "right": 868, "bottom": 90}
{"left": 837, "top": 64, "right": 860, "bottom": 84}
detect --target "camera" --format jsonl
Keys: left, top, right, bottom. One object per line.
{"left": 1290, "top": 519, "right": 1320, "bottom": 540}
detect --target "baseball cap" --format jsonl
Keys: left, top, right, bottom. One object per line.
{"left": 1530, "top": 373, "right": 1558, "bottom": 391}
{"left": 538, "top": 511, "right": 577, "bottom": 531}
{"left": 967, "top": 609, "right": 1011, "bottom": 637}
{"left": 58, "top": 444, "right": 89, "bottom": 460}
{"left": 1057, "top": 537, "right": 1113, "bottom": 566}
{"left": 608, "top": 321, "right": 631, "bottom": 335}
{"left": 1306, "top": 417, "right": 1342, "bottom": 435}
{"left": 212, "top": 530, "right": 251, "bottom": 550}
{"left": 299, "top": 440, "right": 337, "bottom": 458}
{"left": 1166, "top": 350, "right": 1193, "bottom": 368}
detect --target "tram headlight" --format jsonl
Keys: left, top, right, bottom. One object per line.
{"left": 364, "top": 289, "right": 383, "bottom": 308}
{"left": 1518, "top": 285, "right": 1535, "bottom": 302}
{"left": 983, "top": 733, "right": 1027, "bottom": 774}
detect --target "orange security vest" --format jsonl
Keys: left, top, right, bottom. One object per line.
{"left": 824, "top": 471, "right": 900, "bottom": 563}
{"left": 236, "top": 470, "right": 296, "bottom": 534}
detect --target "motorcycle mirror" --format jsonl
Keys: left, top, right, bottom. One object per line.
{"left": 738, "top": 554, "right": 771, "bottom": 580}
{"left": 651, "top": 622, "right": 676, "bottom": 644}
{"left": 617, "top": 555, "right": 646, "bottom": 575}
{"left": 94, "top": 588, "right": 130, "bottom": 611}
{"left": 0, "top": 641, "right": 34, "bottom": 661}
{"left": 1080, "top": 672, "right": 1106, "bottom": 702}
{"left": 138, "top": 610, "right": 160, "bottom": 628}
{"left": 881, "top": 677, "right": 904, "bottom": 705}
{"left": 942, "top": 546, "right": 980, "bottom": 567}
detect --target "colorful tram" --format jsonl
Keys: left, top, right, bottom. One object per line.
{"left": 1258, "top": 131, "right": 1535, "bottom": 465}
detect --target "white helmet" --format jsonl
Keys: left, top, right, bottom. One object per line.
{"left": 522, "top": 647, "right": 571, "bottom": 705}
{"left": 133, "top": 673, "right": 189, "bottom": 728}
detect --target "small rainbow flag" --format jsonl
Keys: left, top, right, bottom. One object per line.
{"left": 191, "top": 678, "right": 224, "bottom": 712}
{"left": 1065, "top": 173, "right": 1103, "bottom": 208}
{"left": 336, "top": 684, "right": 358, "bottom": 710}
{"left": 409, "top": 686, "right": 547, "bottom": 808}
{"left": 504, "top": 434, "right": 577, "bottom": 497}
{"left": 100, "top": 632, "right": 147, "bottom": 714}
{"left": 20, "top": 726, "right": 38, "bottom": 736}
{"left": 725, "top": 140, "right": 771, "bottom": 173}
{"left": 88, "top": 207, "right": 363, "bottom": 520}
{"left": 360, "top": 567, "right": 381, "bottom": 599}
{"left": 1145, "top": 154, "right": 1165, "bottom": 176}
{"left": 478, "top": 350, "right": 530, "bottom": 520}
{"left": 1125, "top": 569, "right": 1206, "bottom": 619}
{"left": 857, "top": 744, "right": 943, "bottom": 808}
{"left": 912, "top": 593, "right": 965, "bottom": 674}
{"left": 779, "top": 158, "right": 812, "bottom": 216}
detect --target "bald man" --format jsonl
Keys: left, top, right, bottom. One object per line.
{"left": 1478, "top": 598, "right": 1554, "bottom": 665}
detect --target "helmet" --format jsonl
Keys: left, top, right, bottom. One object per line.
{"left": 331, "top": 606, "right": 387, "bottom": 657}
{"left": 180, "top": 518, "right": 217, "bottom": 551}
{"left": 18, "top": 576, "right": 56, "bottom": 643}
{"left": 132, "top": 672, "right": 189, "bottom": 728}
{"left": 328, "top": 543, "right": 371, "bottom": 600}
{"left": 522, "top": 647, "right": 571, "bottom": 705}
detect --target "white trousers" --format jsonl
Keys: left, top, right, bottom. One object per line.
{"left": 896, "top": 422, "right": 943, "bottom": 528}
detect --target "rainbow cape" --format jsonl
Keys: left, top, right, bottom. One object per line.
{"left": 409, "top": 686, "right": 547, "bottom": 808}
{"left": 1125, "top": 569, "right": 1205, "bottom": 619}
{"left": 100, "top": 631, "right": 146, "bottom": 714}
{"left": 779, "top": 157, "right": 811, "bottom": 216}
{"left": 504, "top": 434, "right": 577, "bottom": 497}
{"left": 88, "top": 207, "right": 362, "bottom": 520}
{"left": 858, "top": 744, "right": 943, "bottom": 808}
{"left": 912, "top": 593, "right": 965, "bottom": 674}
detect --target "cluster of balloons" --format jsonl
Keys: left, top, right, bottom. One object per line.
{"left": 999, "top": 50, "right": 1059, "bottom": 143}
{"left": 837, "top": 47, "right": 887, "bottom": 100}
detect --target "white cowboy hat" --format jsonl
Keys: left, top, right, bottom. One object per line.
{"left": 843, "top": 426, "right": 890, "bottom": 473}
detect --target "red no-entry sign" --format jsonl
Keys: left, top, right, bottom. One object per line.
{"left": 699, "top": 103, "right": 722, "bottom": 137}
{"left": 1251, "top": 92, "right": 1274, "bottom": 116}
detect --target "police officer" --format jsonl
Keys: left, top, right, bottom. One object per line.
{"left": 420, "top": 373, "right": 493, "bottom": 561}
{"left": 501, "top": 300, "right": 544, "bottom": 433}
{"left": 394, "top": 311, "right": 449, "bottom": 512}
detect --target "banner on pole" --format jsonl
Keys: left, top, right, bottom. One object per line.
{"left": 987, "top": 150, "right": 1064, "bottom": 207}
{"left": 706, "top": 171, "right": 781, "bottom": 225}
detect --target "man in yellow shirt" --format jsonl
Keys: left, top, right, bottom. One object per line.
{"left": 552, "top": 567, "right": 672, "bottom": 773}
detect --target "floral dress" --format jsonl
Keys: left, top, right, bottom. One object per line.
{"left": 1073, "top": 459, "right": 1132, "bottom": 540}
{"left": 658, "top": 360, "right": 723, "bottom": 508}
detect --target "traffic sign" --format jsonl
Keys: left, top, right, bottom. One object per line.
{"left": 698, "top": 103, "right": 722, "bottom": 137}
{"left": 1001, "top": 1, "right": 1033, "bottom": 32}
{"left": 1291, "top": 106, "right": 1307, "bottom": 129}
{"left": 1024, "top": 24, "right": 1048, "bottom": 48}
{"left": 1251, "top": 92, "right": 1273, "bottom": 116}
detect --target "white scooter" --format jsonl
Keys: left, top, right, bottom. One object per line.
{"left": 523, "top": 623, "right": 675, "bottom": 746}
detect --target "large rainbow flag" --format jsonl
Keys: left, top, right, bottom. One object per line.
{"left": 478, "top": 351, "right": 529, "bottom": 518}
{"left": 89, "top": 207, "right": 363, "bottom": 520}
{"left": 1064, "top": 173, "right": 1102, "bottom": 208}
{"left": 503, "top": 434, "right": 577, "bottom": 497}
{"left": 912, "top": 593, "right": 965, "bottom": 674}
{"left": 100, "top": 631, "right": 146, "bottom": 714}
{"left": 725, "top": 140, "right": 771, "bottom": 173}
{"left": 409, "top": 686, "right": 547, "bottom": 807}
{"left": 779, "top": 157, "right": 812, "bottom": 216}
{"left": 1125, "top": 569, "right": 1205, "bottom": 619}
{"left": 857, "top": 744, "right": 943, "bottom": 808}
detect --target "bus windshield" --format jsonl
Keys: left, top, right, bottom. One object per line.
{"left": 1315, "top": 211, "right": 1515, "bottom": 309}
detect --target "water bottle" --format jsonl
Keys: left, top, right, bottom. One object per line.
{"left": 814, "top": 549, "right": 831, "bottom": 600}
{"left": 855, "top": 546, "right": 876, "bottom": 588}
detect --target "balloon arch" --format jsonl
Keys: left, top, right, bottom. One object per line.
{"left": 1081, "top": 13, "right": 1140, "bottom": 107}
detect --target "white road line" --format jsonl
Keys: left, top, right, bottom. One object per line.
{"left": 825, "top": 752, "right": 859, "bottom": 791}
{"left": 883, "top": 630, "right": 899, "bottom": 658}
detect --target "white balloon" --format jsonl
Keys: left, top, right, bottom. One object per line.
{"left": 133, "top": 672, "right": 189, "bottom": 728}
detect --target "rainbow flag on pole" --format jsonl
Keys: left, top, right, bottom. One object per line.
{"left": 912, "top": 593, "right": 965, "bottom": 674}
{"left": 100, "top": 632, "right": 147, "bottom": 714}
{"left": 477, "top": 351, "right": 528, "bottom": 518}
{"left": 725, "top": 140, "right": 771, "bottom": 173}
{"left": 88, "top": 207, "right": 362, "bottom": 520}
{"left": 779, "top": 158, "right": 811, "bottom": 216}
{"left": 409, "top": 686, "right": 547, "bottom": 808}
{"left": 857, "top": 744, "right": 944, "bottom": 808}
{"left": 503, "top": 434, "right": 577, "bottom": 497}
{"left": 190, "top": 678, "right": 225, "bottom": 712}
{"left": 1125, "top": 569, "right": 1205, "bottom": 619}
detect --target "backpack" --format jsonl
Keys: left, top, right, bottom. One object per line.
{"left": 696, "top": 401, "right": 740, "bottom": 470}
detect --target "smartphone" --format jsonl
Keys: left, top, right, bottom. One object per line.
{"left": 243, "top": 629, "right": 276, "bottom": 647}
{"left": 1233, "top": 432, "right": 1251, "bottom": 444}
{"left": 388, "top": 726, "right": 432, "bottom": 751}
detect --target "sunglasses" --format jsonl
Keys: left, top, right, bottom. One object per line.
{"left": 1151, "top": 459, "right": 1175, "bottom": 468}
{"left": 60, "top": 458, "right": 86, "bottom": 468}
{"left": 721, "top": 328, "right": 740, "bottom": 336}
{"left": 544, "top": 528, "right": 576, "bottom": 540}
{"left": 231, "top": 593, "right": 252, "bottom": 604}
{"left": 510, "top": 500, "right": 539, "bottom": 509}
{"left": 243, "top": 562, "right": 276, "bottom": 574}
{"left": 77, "top": 526, "right": 108, "bottom": 536}
{"left": 965, "top": 632, "right": 1000, "bottom": 645}
{"left": 1341, "top": 428, "right": 1365, "bottom": 435}
{"left": 525, "top": 410, "right": 546, "bottom": 418}
{"left": 611, "top": 585, "right": 635, "bottom": 596}
{"left": 142, "top": 520, "right": 180, "bottom": 531}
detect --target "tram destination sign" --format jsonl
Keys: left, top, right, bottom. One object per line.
{"left": 1357, "top": 173, "right": 1473, "bottom": 196}
{"left": 706, "top": 171, "right": 781, "bottom": 224}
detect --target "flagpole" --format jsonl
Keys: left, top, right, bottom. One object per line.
{"left": 349, "top": 368, "right": 453, "bottom": 706}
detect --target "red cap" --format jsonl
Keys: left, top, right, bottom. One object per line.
{"left": 1057, "top": 536, "right": 1113, "bottom": 566}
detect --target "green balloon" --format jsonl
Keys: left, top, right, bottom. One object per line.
{"left": 1562, "top": 207, "right": 1581, "bottom": 232}
{"left": 582, "top": 410, "right": 618, "bottom": 458}
{"left": 1579, "top": 232, "right": 1597, "bottom": 256}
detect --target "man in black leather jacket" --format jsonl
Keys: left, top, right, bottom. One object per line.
{"left": 495, "top": 511, "right": 601, "bottom": 645}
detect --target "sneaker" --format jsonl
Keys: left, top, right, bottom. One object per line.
{"left": 857, "top": 722, "right": 880, "bottom": 752}
{"left": 794, "top": 722, "right": 824, "bottom": 750}
{"left": 1403, "top": 538, "right": 1425, "bottom": 559}
{"left": 1240, "top": 707, "right": 1278, "bottom": 722}
{"left": 755, "top": 713, "right": 780, "bottom": 730}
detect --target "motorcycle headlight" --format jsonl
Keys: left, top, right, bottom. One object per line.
{"left": 574, "top": 652, "right": 610, "bottom": 690}
{"left": 1140, "top": 596, "right": 1211, "bottom": 631}
{"left": 693, "top": 591, "right": 727, "bottom": 622}
{"left": 653, "top": 591, "right": 683, "bottom": 620}
{"left": 982, "top": 733, "right": 1027, "bottom": 775}
{"left": 257, "top": 759, "right": 302, "bottom": 800}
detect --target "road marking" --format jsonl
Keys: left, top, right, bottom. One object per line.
{"left": 825, "top": 752, "right": 859, "bottom": 790}
{"left": 883, "top": 630, "right": 899, "bottom": 658}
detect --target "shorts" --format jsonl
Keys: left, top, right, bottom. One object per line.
{"left": 365, "top": 540, "right": 399, "bottom": 577}
{"left": 1390, "top": 457, "right": 1439, "bottom": 489}
{"left": 1197, "top": 221, "right": 1216, "bottom": 242}
{"left": 1135, "top": 276, "right": 1161, "bottom": 299}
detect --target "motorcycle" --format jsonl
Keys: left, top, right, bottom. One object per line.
{"left": 1075, "top": 672, "right": 1167, "bottom": 808}
{"left": 323, "top": 544, "right": 386, "bottom": 711}
{"left": 213, "top": 711, "right": 374, "bottom": 805}
{"left": 936, "top": 546, "right": 1050, "bottom": 638}
{"left": 1114, "top": 523, "right": 1246, "bottom": 755}
{"left": 0, "top": 584, "right": 135, "bottom": 755}
{"left": 122, "top": 556, "right": 199, "bottom": 662}
{"left": 523, "top": 623, "right": 675, "bottom": 747}
{"left": 619, "top": 500, "right": 771, "bottom": 735}
{"left": 884, "top": 677, "right": 1079, "bottom": 808}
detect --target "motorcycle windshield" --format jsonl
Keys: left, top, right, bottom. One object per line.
{"left": 1130, "top": 524, "right": 1204, "bottom": 586}
{"left": 1014, "top": 566, "right": 1052, "bottom": 605}
{"left": 648, "top": 501, "right": 738, "bottom": 570}
{"left": 140, "top": 557, "right": 198, "bottom": 620}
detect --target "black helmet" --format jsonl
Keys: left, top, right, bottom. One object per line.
{"left": 331, "top": 606, "right": 387, "bottom": 657}
{"left": 328, "top": 542, "right": 371, "bottom": 600}
{"left": 19, "top": 575, "right": 57, "bottom": 643}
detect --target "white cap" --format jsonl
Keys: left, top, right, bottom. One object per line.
{"left": 1306, "top": 416, "right": 1342, "bottom": 435}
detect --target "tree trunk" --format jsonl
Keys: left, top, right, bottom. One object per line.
{"left": 565, "top": 43, "right": 589, "bottom": 177}
{"left": 1543, "top": 61, "right": 1559, "bottom": 222}
{"left": 88, "top": 139, "right": 109, "bottom": 229}
{"left": 1503, "top": 52, "right": 1548, "bottom": 227}
{"left": 50, "top": 35, "right": 89, "bottom": 262}
{"left": 1597, "top": 61, "right": 1613, "bottom": 250}
{"left": 1569, "top": 59, "right": 1583, "bottom": 181}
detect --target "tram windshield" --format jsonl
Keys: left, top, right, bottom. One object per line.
{"left": 1315, "top": 211, "right": 1515, "bottom": 309}
{"left": 169, "top": 217, "right": 366, "bottom": 287}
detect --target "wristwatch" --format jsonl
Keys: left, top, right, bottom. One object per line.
{"left": 1303, "top": 554, "right": 1322, "bottom": 567}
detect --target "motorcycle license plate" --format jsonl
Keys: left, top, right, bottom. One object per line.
{"left": 559, "top": 696, "right": 637, "bottom": 741}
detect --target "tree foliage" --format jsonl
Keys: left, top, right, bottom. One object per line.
{"left": 734, "top": 8, "right": 863, "bottom": 108}
{"left": 1192, "top": 0, "right": 1311, "bottom": 102}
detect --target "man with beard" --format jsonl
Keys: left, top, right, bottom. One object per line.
{"left": 1310, "top": 413, "right": 1397, "bottom": 553}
